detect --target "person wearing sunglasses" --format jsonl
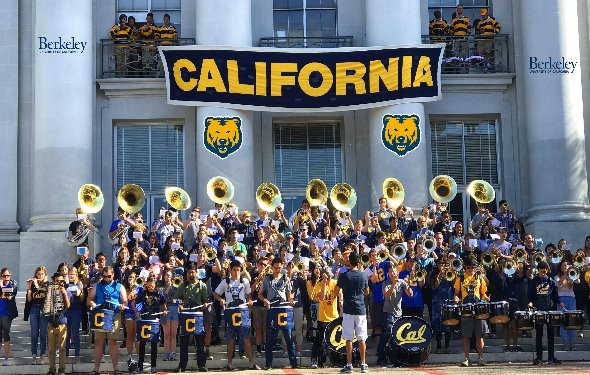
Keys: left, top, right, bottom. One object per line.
{"left": 87, "top": 266, "right": 128, "bottom": 375}
{"left": 0, "top": 268, "right": 17, "bottom": 366}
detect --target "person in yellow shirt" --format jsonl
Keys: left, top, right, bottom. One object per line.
{"left": 454, "top": 256, "right": 489, "bottom": 367}
{"left": 110, "top": 14, "right": 131, "bottom": 76}
{"left": 309, "top": 267, "right": 340, "bottom": 369}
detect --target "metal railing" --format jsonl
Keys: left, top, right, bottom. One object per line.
{"left": 99, "top": 38, "right": 195, "bottom": 79}
{"left": 259, "top": 36, "right": 353, "bottom": 48}
{"left": 421, "top": 34, "right": 510, "bottom": 74}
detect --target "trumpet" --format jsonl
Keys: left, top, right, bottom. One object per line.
{"left": 512, "top": 248, "right": 527, "bottom": 263}
{"left": 422, "top": 236, "right": 436, "bottom": 254}
{"left": 173, "top": 276, "right": 183, "bottom": 287}
{"left": 293, "top": 261, "right": 305, "bottom": 273}
{"left": 377, "top": 249, "right": 389, "bottom": 263}
{"left": 481, "top": 252, "right": 495, "bottom": 267}
{"left": 135, "top": 277, "right": 144, "bottom": 287}
{"left": 503, "top": 259, "right": 516, "bottom": 276}
{"left": 444, "top": 268, "right": 456, "bottom": 282}
{"left": 451, "top": 257, "right": 463, "bottom": 272}
{"left": 531, "top": 251, "right": 546, "bottom": 267}
{"left": 547, "top": 248, "right": 563, "bottom": 264}
{"left": 392, "top": 244, "right": 406, "bottom": 261}
{"left": 205, "top": 248, "right": 217, "bottom": 261}
{"left": 573, "top": 250, "right": 586, "bottom": 269}
{"left": 414, "top": 269, "right": 427, "bottom": 282}
{"left": 567, "top": 266, "right": 579, "bottom": 282}
{"left": 360, "top": 253, "right": 371, "bottom": 267}
{"left": 475, "top": 265, "right": 485, "bottom": 279}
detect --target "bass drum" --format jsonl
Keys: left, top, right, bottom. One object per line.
{"left": 386, "top": 316, "right": 433, "bottom": 367}
{"left": 323, "top": 317, "right": 360, "bottom": 367}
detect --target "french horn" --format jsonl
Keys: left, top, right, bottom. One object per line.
{"left": 165, "top": 187, "right": 191, "bottom": 210}
{"left": 306, "top": 179, "right": 328, "bottom": 207}
{"left": 256, "top": 182, "right": 282, "bottom": 212}
{"left": 330, "top": 183, "right": 357, "bottom": 212}
{"left": 207, "top": 176, "right": 234, "bottom": 204}
{"left": 382, "top": 178, "right": 404, "bottom": 210}
{"left": 429, "top": 175, "right": 457, "bottom": 204}
{"left": 467, "top": 180, "right": 495, "bottom": 204}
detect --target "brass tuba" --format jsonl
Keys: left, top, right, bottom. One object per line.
{"left": 118, "top": 184, "right": 146, "bottom": 214}
{"left": 207, "top": 176, "right": 234, "bottom": 204}
{"left": 573, "top": 250, "right": 586, "bottom": 269}
{"left": 330, "top": 183, "right": 357, "bottom": 212}
{"left": 256, "top": 182, "right": 282, "bottom": 212}
{"left": 306, "top": 179, "right": 328, "bottom": 207}
{"left": 165, "top": 187, "right": 192, "bottom": 210}
{"left": 429, "top": 175, "right": 457, "bottom": 204}
{"left": 467, "top": 180, "right": 495, "bottom": 204}
{"left": 78, "top": 184, "right": 104, "bottom": 214}
{"left": 382, "top": 178, "right": 404, "bottom": 210}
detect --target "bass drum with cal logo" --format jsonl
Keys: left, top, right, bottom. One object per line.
{"left": 386, "top": 316, "right": 433, "bottom": 366}
{"left": 323, "top": 317, "right": 360, "bottom": 367}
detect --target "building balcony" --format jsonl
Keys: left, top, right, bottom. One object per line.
{"left": 421, "top": 34, "right": 510, "bottom": 74}
{"left": 259, "top": 36, "right": 353, "bottom": 48}
{"left": 99, "top": 38, "right": 195, "bottom": 79}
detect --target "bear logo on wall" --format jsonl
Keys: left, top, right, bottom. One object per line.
{"left": 204, "top": 116, "right": 243, "bottom": 159}
{"left": 381, "top": 114, "right": 421, "bottom": 157}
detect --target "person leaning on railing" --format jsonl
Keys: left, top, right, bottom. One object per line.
{"left": 110, "top": 14, "right": 131, "bottom": 76}
{"left": 158, "top": 13, "right": 178, "bottom": 46}
{"left": 139, "top": 12, "right": 160, "bottom": 76}
{"left": 474, "top": 8, "right": 501, "bottom": 70}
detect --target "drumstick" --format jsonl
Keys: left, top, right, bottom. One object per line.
{"left": 182, "top": 304, "right": 204, "bottom": 311}
{"left": 140, "top": 311, "right": 165, "bottom": 316}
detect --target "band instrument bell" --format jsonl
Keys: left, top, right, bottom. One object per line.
{"left": 207, "top": 176, "right": 234, "bottom": 204}
{"left": 165, "top": 187, "right": 191, "bottom": 210}
{"left": 467, "top": 180, "right": 495, "bottom": 204}
{"left": 382, "top": 178, "right": 404, "bottom": 209}
{"left": 306, "top": 179, "right": 328, "bottom": 206}
{"left": 78, "top": 184, "right": 104, "bottom": 214}
{"left": 117, "top": 184, "right": 146, "bottom": 214}
{"left": 429, "top": 175, "right": 457, "bottom": 204}
{"left": 256, "top": 182, "right": 282, "bottom": 212}
{"left": 330, "top": 183, "right": 357, "bottom": 212}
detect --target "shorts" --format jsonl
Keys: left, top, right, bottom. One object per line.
{"left": 341, "top": 313, "right": 368, "bottom": 342}
{"left": 203, "top": 307, "right": 212, "bottom": 325}
{"left": 94, "top": 313, "right": 122, "bottom": 340}
{"left": 0, "top": 316, "right": 11, "bottom": 342}
{"left": 161, "top": 305, "right": 179, "bottom": 324}
{"left": 370, "top": 301, "right": 384, "bottom": 330}
{"left": 251, "top": 305, "right": 266, "bottom": 331}
{"left": 225, "top": 325, "right": 250, "bottom": 341}
{"left": 461, "top": 317, "right": 486, "bottom": 337}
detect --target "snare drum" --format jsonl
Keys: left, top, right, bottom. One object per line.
{"left": 564, "top": 310, "right": 584, "bottom": 330}
{"left": 224, "top": 307, "right": 251, "bottom": 329}
{"left": 267, "top": 306, "right": 294, "bottom": 330}
{"left": 442, "top": 303, "right": 460, "bottom": 326}
{"left": 386, "top": 316, "right": 433, "bottom": 366}
{"left": 461, "top": 303, "right": 475, "bottom": 318}
{"left": 475, "top": 302, "right": 490, "bottom": 320}
{"left": 547, "top": 311, "right": 564, "bottom": 327}
{"left": 89, "top": 308, "right": 116, "bottom": 333}
{"left": 179, "top": 311, "right": 204, "bottom": 335}
{"left": 489, "top": 301, "right": 510, "bottom": 324}
{"left": 324, "top": 317, "right": 360, "bottom": 367}
{"left": 533, "top": 311, "right": 547, "bottom": 326}
{"left": 515, "top": 311, "right": 534, "bottom": 331}
{"left": 136, "top": 319, "right": 160, "bottom": 342}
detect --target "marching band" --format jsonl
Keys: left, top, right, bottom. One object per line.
{"left": 4, "top": 175, "right": 588, "bottom": 374}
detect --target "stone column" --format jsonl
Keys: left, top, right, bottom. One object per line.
{"left": 195, "top": 0, "right": 255, "bottom": 211}
{"left": 519, "top": 0, "right": 590, "bottom": 244}
{"left": 366, "top": 0, "right": 429, "bottom": 209}
{"left": 20, "top": 0, "right": 93, "bottom": 284}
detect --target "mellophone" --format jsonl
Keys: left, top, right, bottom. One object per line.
{"left": 442, "top": 300, "right": 584, "bottom": 331}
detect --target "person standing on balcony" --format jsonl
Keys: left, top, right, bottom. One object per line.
{"left": 474, "top": 8, "right": 501, "bottom": 71}
{"left": 140, "top": 12, "right": 160, "bottom": 76}
{"left": 429, "top": 10, "right": 449, "bottom": 45}
{"left": 126, "top": 16, "right": 141, "bottom": 76}
{"left": 158, "top": 14, "right": 178, "bottom": 46}
{"left": 110, "top": 14, "right": 131, "bottom": 77}
{"left": 450, "top": 4, "right": 471, "bottom": 72}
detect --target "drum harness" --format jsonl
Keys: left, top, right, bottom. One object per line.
{"left": 225, "top": 275, "right": 246, "bottom": 307}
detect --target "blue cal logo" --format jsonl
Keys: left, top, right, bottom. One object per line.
{"left": 204, "top": 116, "right": 243, "bottom": 159}
{"left": 381, "top": 114, "right": 421, "bottom": 157}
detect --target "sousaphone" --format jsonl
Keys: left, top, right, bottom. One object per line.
{"left": 78, "top": 184, "right": 104, "bottom": 214}
{"left": 256, "top": 182, "right": 282, "bottom": 212}
{"left": 117, "top": 184, "right": 146, "bottom": 214}
{"left": 429, "top": 175, "right": 457, "bottom": 204}
{"left": 165, "top": 187, "right": 191, "bottom": 210}
{"left": 330, "top": 183, "right": 357, "bottom": 212}
{"left": 467, "top": 180, "right": 495, "bottom": 204}
{"left": 382, "top": 178, "right": 404, "bottom": 209}
{"left": 306, "top": 179, "right": 328, "bottom": 206}
{"left": 207, "top": 176, "right": 234, "bottom": 204}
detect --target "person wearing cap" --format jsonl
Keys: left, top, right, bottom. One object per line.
{"left": 399, "top": 257, "right": 425, "bottom": 318}
{"left": 334, "top": 252, "right": 369, "bottom": 374}
{"left": 453, "top": 256, "right": 489, "bottom": 367}
{"left": 174, "top": 265, "right": 211, "bottom": 372}
{"left": 528, "top": 261, "right": 561, "bottom": 365}
{"left": 474, "top": 7, "right": 500, "bottom": 70}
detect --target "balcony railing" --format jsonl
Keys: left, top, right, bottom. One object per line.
{"left": 259, "top": 36, "right": 353, "bottom": 48}
{"left": 99, "top": 38, "right": 195, "bottom": 79}
{"left": 422, "top": 34, "right": 510, "bottom": 74}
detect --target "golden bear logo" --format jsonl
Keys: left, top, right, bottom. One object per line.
{"left": 381, "top": 114, "right": 421, "bottom": 157}
{"left": 204, "top": 116, "right": 243, "bottom": 159}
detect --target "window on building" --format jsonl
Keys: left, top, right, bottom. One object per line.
{"left": 273, "top": 0, "right": 337, "bottom": 39}
{"left": 115, "top": 123, "right": 184, "bottom": 225}
{"left": 430, "top": 119, "right": 499, "bottom": 226}
{"left": 274, "top": 120, "right": 342, "bottom": 216}
{"left": 428, "top": 0, "right": 490, "bottom": 24}
{"left": 116, "top": 0, "right": 181, "bottom": 34}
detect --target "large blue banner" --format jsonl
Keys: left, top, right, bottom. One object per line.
{"left": 160, "top": 45, "right": 444, "bottom": 112}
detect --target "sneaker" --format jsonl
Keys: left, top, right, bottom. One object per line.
{"left": 223, "top": 365, "right": 236, "bottom": 371}
{"left": 282, "top": 351, "right": 288, "bottom": 358}
{"left": 477, "top": 358, "right": 486, "bottom": 366}
{"left": 198, "top": 367, "right": 209, "bottom": 372}
{"left": 264, "top": 366, "right": 272, "bottom": 371}
{"left": 296, "top": 351, "right": 302, "bottom": 357}
{"left": 513, "top": 345, "right": 524, "bottom": 352}
{"left": 460, "top": 359, "right": 469, "bottom": 367}
{"left": 46, "top": 371, "right": 55, "bottom": 375}
{"left": 206, "top": 349, "right": 213, "bottom": 360}
{"left": 376, "top": 359, "right": 388, "bottom": 367}
{"left": 172, "top": 352, "right": 177, "bottom": 360}
{"left": 256, "top": 351, "right": 262, "bottom": 358}
{"left": 240, "top": 351, "right": 246, "bottom": 359}
{"left": 532, "top": 358, "right": 542, "bottom": 366}
{"left": 163, "top": 352, "right": 170, "bottom": 361}
{"left": 120, "top": 341, "right": 126, "bottom": 348}
{"left": 251, "top": 364, "right": 261, "bottom": 370}
{"left": 32, "top": 355, "right": 38, "bottom": 365}
{"left": 548, "top": 358, "right": 561, "bottom": 365}
{"left": 360, "top": 364, "right": 369, "bottom": 373}
{"left": 58, "top": 371, "right": 66, "bottom": 375}
{"left": 578, "top": 331, "right": 583, "bottom": 338}
{"left": 2, "top": 360, "right": 8, "bottom": 366}
{"left": 341, "top": 364, "right": 353, "bottom": 373}
{"left": 504, "top": 345, "right": 512, "bottom": 352}
{"left": 174, "top": 367, "right": 186, "bottom": 373}
{"left": 311, "top": 359, "right": 318, "bottom": 369}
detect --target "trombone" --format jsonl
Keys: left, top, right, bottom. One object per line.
{"left": 567, "top": 266, "right": 580, "bottom": 282}
{"left": 531, "top": 251, "right": 546, "bottom": 267}
{"left": 135, "top": 277, "right": 145, "bottom": 287}
{"left": 481, "top": 252, "right": 496, "bottom": 267}
{"left": 451, "top": 257, "right": 463, "bottom": 272}
{"left": 205, "top": 247, "right": 217, "bottom": 261}
{"left": 512, "top": 248, "right": 527, "bottom": 263}
{"left": 503, "top": 259, "right": 516, "bottom": 277}
{"left": 293, "top": 261, "right": 306, "bottom": 274}
{"left": 414, "top": 269, "right": 427, "bottom": 282}
{"left": 377, "top": 248, "right": 389, "bottom": 263}
{"left": 547, "top": 248, "right": 563, "bottom": 265}
{"left": 443, "top": 267, "right": 456, "bottom": 282}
